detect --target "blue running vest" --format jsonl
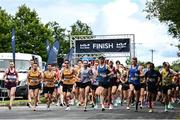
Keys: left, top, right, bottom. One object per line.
{"left": 129, "top": 65, "right": 140, "bottom": 85}
{"left": 97, "top": 65, "right": 109, "bottom": 83}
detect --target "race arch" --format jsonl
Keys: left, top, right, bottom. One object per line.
{"left": 70, "top": 34, "right": 135, "bottom": 63}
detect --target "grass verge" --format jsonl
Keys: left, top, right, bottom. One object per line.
{"left": 0, "top": 97, "right": 46, "bottom": 106}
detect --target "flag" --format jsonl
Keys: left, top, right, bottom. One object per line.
{"left": 64, "top": 47, "right": 74, "bottom": 62}
{"left": 47, "top": 40, "right": 60, "bottom": 65}
{"left": 46, "top": 40, "right": 50, "bottom": 54}
{"left": 11, "top": 28, "right": 16, "bottom": 65}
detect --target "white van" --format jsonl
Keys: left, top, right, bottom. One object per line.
{"left": 0, "top": 53, "right": 43, "bottom": 99}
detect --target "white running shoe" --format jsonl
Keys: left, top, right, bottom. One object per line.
{"left": 109, "top": 104, "right": 113, "bottom": 110}
{"left": 77, "top": 102, "right": 81, "bottom": 106}
{"left": 140, "top": 104, "right": 143, "bottom": 109}
{"left": 65, "top": 107, "right": 70, "bottom": 111}
{"left": 56, "top": 102, "right": 60, "bottom": 106}
{"left": 94, "top": 104, "right": 98, "bottom": 109}
{"left": 148, "top": 109, "right": 153, "bottom": 113}
{"left": 70, "top": 99, "right": 75, "bottom": 105}
{"left": 168, "top": 104, "right": 174, "bottom": 109}
{"left": 101, "top": 104, "right": 105, "bottom": 111}
{"left": 126, "top": 106, "right": 130, "bottom": 110}
{"left": 84, "top": 107, "right": 87, "bottom": 112}
{"left": 113, "top": 100, "right": 118, "bottom": 106}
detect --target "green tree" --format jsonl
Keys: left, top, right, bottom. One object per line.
{"left": 171, "top": 60, "right": 180, "bottom": 72}
{"left": 144, "top": 0, "right": 180, "bottom": 39}
{"left": 46, "top": 21, "right": 69, "bottom": 55}
{"left": 144, "top": 0, "right": 180, "bottom": 53}
{"left": 14, "top": 4, "right": 52, "bottom": 60}
{"left": 125, "top": 57, "right": 131, "bottom": 65}
{"left": 70, "top": 20, "right": 93, "bottom": 35}
{"left": 0, "top": 7, "right": 13, "bottom": 52}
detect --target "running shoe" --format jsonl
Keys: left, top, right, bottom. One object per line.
{"left": 60, "top": 103, "right": 65, "bottom": 107}
{"left": 102, "top": 108, "right": 105, "bottom": 111}
{"left": 84, "top": 107, "right": 87, "bottom": 112}
{"left": 148, "top": 109, "right": 153, "bottom": 113}
{"left": 140, "top": 104, "right": 143, "bottom": 109}
{"left": 77, "top": 102, "right": 81, "bottom": 106}
{"left": 168, "top": 104, "right": 174, "bottom": 109}
{"left": 27, "top": 102, "right": 32, "bottom": 108}
{"left": 109, "top": 104, "right": 113, "bottom": 110}
{"left": 65, "top": 107, "right": 70, "bottom": 111}
{"left": 8, "top": 105, "right": 12, "bottom": 110}
{"left": 94, "top": 104, "right": 98, "bottom": 109}
{"left": 102, "top": 105, "right": 105, "bottom": 111}
{"left": 91, "top": 104, "right": 95, "bottom": 108}
{"left": 56, "top": 102, "right": 60, "bottom": 106}
{"left": 32, "top": 107, "right": 36, "bottom": 111}
{"left": 123, "top": 100, "right": 127, "bottom": 104}
{"left": 177, "top": 98, "right": 180, "bottom": 104}
{"left": 114, "top": 100, "right": 118, "bottom": 107}
{"left": 70, "top": 99, "right": 75, "bottom": 105}
{"left": 120, "top": 101, "right": 123, "bottom": 106}
{"left": 35, "top": 103, "right": 39, "bottom": 106}
{"left": 126, "top": 106, "right": 130, "bottom": 110}
{"left": 131, "top": 103, "right": 135, "bottom": 107}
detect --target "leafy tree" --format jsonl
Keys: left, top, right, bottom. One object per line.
{"left": 125, "top": 57, "right": 131, "bottom": 65}
{"left": 0, "top": 7, "right": 13, "bottom": 52}
{"left": 0, "top": 5, "right": 94, "bottom": 62}
{"left": 70, "top": 20, "right": 93, "bottom": 35}
{"left": 14, "top": 4, "right": 52, "bottom": 60}
{"left": 144, "top": 0, "right": 180, "bottom": 38}
{"left": 46, "top": 21, "right": 68, "bottom": 55}
{"left": 171, "top": 60, "right": 180, "bottom": 72}
{"left": 144, "top": 0, "right": 180, "bottom": 53}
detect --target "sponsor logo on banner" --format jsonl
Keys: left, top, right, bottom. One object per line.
{"left": 116, "top": 43, "right": 127, "bottom": 49}
{"left": 80, "top": 44, "right": 90, "bottom": 49}
{"left": 75, "top": 38, "right": 130, "bottom": 53}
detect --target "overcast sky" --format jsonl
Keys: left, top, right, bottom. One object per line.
{"left": 0, "top": 0, "right": 179, "bottom": 66}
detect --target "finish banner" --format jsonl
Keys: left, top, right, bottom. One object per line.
{"left": 75, "top": 38, "right": 130, "bottom": 53}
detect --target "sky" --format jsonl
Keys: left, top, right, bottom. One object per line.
{"left": 0, "top": 0, "right": 179, "bottom": 66}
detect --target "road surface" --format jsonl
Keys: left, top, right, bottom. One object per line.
{"left": 0, "top": 103, "right": 179, "bottom": 119}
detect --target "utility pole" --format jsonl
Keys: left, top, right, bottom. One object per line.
{"left": 150, "top": 49, "right": 155, "bottom": 63}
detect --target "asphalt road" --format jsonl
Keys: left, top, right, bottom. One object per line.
{"left": 0, "top": 103, "right": 179, "bottom": 119}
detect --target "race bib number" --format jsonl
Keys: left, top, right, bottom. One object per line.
{"left": 64, "top": 78, "right": 69, "bottom": 80}
{"left": 32, "top": 79, "right": 38, "bottom": 83}
{"left": 149, "top": 78, "right": 156, "bottom": 82}
{"left": 131, "top": 77, "right": 137, "bottom": 80}
{"left": 7, "top": 75, "right": 16, "bottom": 81}
{"left": 92, "top": 80, "right": 99, "bottom": 85}
{"left": 55, "top": 84, "right": 59, "bottom": 87}
{"left": 100, "top": 73, "right": 106, "bottom": 77}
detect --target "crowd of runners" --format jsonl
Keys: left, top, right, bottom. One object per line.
{"left": 2, "top": 56, "right": 180, "bottom": 113}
